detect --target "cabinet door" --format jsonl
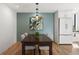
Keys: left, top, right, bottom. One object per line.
{"left": 60, "top": 35, "right": 73, "bottom": 44}
{"left": 60, "top": 18, "right": 73, "bottom": 34}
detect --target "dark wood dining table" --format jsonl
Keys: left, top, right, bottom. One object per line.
{"left": 21, "top": 34, "right": 53, "bottom": 55}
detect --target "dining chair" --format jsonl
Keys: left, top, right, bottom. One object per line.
{"left": 24, "top": 32, "right": 28, "bottom": 36}
{"left": 39, "top": 34, "right": 49, "bottom": 55}
{"left": 21, "top": 33, "right": 35, "bottom": 55}
{"left": 39, "top": 46, "right": 49, "bottom": 55}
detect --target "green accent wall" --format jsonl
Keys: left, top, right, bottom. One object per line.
{"left": 17, "top": 13, "right": 54, "bottom": 41}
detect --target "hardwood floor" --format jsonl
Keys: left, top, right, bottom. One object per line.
{"left": 2, "top": 42, "right": 79, "bottom": 55}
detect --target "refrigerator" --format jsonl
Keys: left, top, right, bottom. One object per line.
{"left": 59, "top": 17, "right": 73, "bottom": 44}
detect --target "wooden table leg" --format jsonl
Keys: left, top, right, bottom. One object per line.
{"left": 22, "top": 43, "right": 25, "bottom": 55}
{"left": 49, "top": 42, "right": 52, "bottom": 55}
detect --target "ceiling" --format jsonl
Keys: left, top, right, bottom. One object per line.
{"left": 5, "top": 3, "right": 79, "bottom": 13}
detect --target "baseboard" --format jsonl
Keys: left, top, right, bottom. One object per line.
{"left": 53, "top": 41, "right": 59, "bottom": 45}
{"left": 59, "top": 44, "right": 72, "bottom": 45}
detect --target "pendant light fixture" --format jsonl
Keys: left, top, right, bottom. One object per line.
{"left": 35, "top": 3, "right": 39, "bottom": 20}
{"left": 30, "top": 3, "right": 43, "bottom": 30}
{"left": 33, "top": 3, "right": 42, "bottom": 20}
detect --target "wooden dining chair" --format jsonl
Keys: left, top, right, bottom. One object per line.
{"left": 24, "top": 32, "right": 28, "bottom": 36}
{"left": 21, "top": 33, "right": 35, "bottom": 55}
{"left": 39, "top": 34, "right": 49, "bottom": 55}
{"left": 39, "top": 46, "right": 49, "bottom": 55}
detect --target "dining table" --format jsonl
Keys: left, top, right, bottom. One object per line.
{"left": 21, "top": 34, "right": 53, "bottom": 55}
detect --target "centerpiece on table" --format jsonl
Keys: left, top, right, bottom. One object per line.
{"left": 34, "top": 31, "right": 40, "bottom": 54}
{"left": 35, "top": 31, "right": 40, "bottom": 44}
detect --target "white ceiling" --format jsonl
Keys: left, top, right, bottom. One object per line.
{"left": 5, "top": 3, "right": 79, "bottom": 13}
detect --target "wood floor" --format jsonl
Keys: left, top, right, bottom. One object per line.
{"left": 2, "top": 42, "right": 79, "bottom": 55}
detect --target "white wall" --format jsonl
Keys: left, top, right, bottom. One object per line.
{"left": 0, "top": 4, "right": 16, "bottom": 54}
